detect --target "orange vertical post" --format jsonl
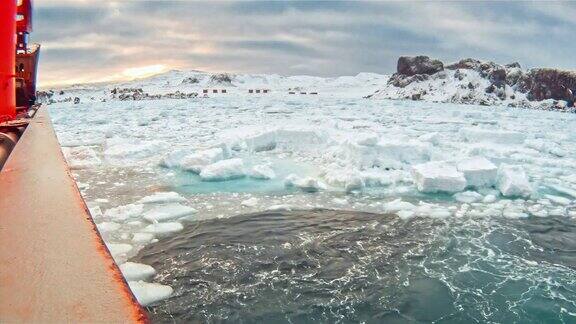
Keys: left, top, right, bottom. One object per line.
{"left": 0, "top": 0, "right": 16, "bottom": 122}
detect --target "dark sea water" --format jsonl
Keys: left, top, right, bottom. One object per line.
{"left": 135, "top": 210, "right": 576, "bottom": 323}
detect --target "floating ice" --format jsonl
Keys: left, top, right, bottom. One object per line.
{"left": 120, "top": 262, "right": 156, "bottom": 281}
{"left": 132, "top": 232, "right": 155, "bottom": 243}
{"left": 107, "top": 243, "right": 133, "bottom": 258}
{"left": 200, "top": 158, "right": 245, "bottom": 181}
{"left": 456, "top": 156, "right": 497, "bottom": 188}
{"left": 544, "top": 194, "right": 571, "bottom": 206}
{"left": 143, "top": 204, "right": 196, "bottom": 222}
{"left": 179, "top": 148, "right": 226, "bottom": 173}
{"left": 62, "top": 146, "right": 101, "bottom": 170}
{"left": 104, "top": 204, "right": 144, "bottom": 221}
{"left": 241, "top": 197, "right": 259, "bottom": 207}
{"left": 249, "top": 164, "right": 276, "bottom": 180}
{"left": 143, "top": 222, "right": 184, "bottom": 234}
{"left": 128, "top": 281, "right": 173, "bottom": 306}
{"left": 454, "top": 191, "right": 483, "bottom": 203}
{"left": 104, "top": 139, "right": 162, "bottom": 164}
{"left": 285, "top": 174, "right": 326, "bottom": 192}
{"left": 97, "top": 221, "right": 121, "bottom": 233}
{"left": 139, "top": 192, "right": 187, "bottom": 204}
{"left": 497, "top": 165, "right": 532, "bottom": 198}
{"left": 412, "top": 161, "right": 467, "bottom": 193}
{"left": 460, "top": 127, "right": 526, "bottom": 145}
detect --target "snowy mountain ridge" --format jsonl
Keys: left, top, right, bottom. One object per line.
{"left": 40, "top": 57, "right": 575, "bottom": 113}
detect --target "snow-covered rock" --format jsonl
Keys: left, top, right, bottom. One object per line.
{"left": 412, "top": 161, "right": 467, "bottom": 193}
{"left": 457, "top": 156, "right": 498, "bottom": 188}
{"left": 497, "top": 164, "right": 532, "bottom": 197}
{"left": 199, "top": 158, "right": 245, "bottom": 181}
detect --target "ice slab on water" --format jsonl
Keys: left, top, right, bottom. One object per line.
{"left": 139, "top": 192, "right": 187, "bottom": 204}
{"left": 497, "top": 164, "right": 533, "bottom": 198}
{"left": 143, "top": 204, "right": 196, "bottom": 222}
{"left": 285, "top": 174, "right": 326, "bottom": 192}
{"left": 132, "top": 232, "right": 155, "bottom": 243}
{"left": 460, "top": 127, "right": 526, "bottom": 145}
{"left": 107, "top": 243, "right": 133, "bottom": 258}
{"left": 128, "top": 281, "right": 173, "bottom": 306}
{"left": 454, "top": 191, "right": 483, "bottom": 203}
{"left": 143, "top": 222, "right": 184, "bottom": 234}
{"left": 97, "top": 221, "right": 121, "bottom": 233}
{"left": 456, "top": 156, "right": 498, "bottom": 188}
{"left": 104, "top": 204, "right": 144, "bottom": 221}
{"left": 179, "top": 148, "right": 226, "bottom": 173}
{"left": 412, "top": 161, "right": 467, "bottom": 193}
{"left": 249, "top": 164, "right": 276, "bottom": 180}
{"left": 62, "top": 146, "right": 101, "bottom": 170}
{"left": 120, "top": 262, "right": 156, "bottom": 281}
{"left": 200, "top": 158, "right": 245, "bottom": 181}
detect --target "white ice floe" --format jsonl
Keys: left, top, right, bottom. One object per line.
{"left": 285, "top": 174, "right": 326, "bottom": 192}
{"left": 104, "top": 204, "right": 144, "bottom": 221}
{"left": 412, "top": 161, "right": 467, "bottom": 193}
{"left": 97, "top": 221, "right": 121, "bottom": 233}
{"left": 200, "top": 158, "right": 245, "bottom": 181}
{"left": 497, "top": 164, "right": 533, "bottom": 198}
{"left": 132, "top": 232, "right": 155, "bottom": 243}
{"left": 460, "top": 127, "right": 526, "bottom": 145}
{"left": 143, "top": 222, "right": 184, "bottom": 234}
{"left": 139, "top": 192, "right": 187, "bottom": 204}
{"left": 241, "top": 197, "right": 259, "bottom": 207}
{"left": 107, "top": 243, "right": 133, "bottom": 258}
{"left": 249, "top": 164, "right": 276, "bottom": 180}
{"left": 178, "top": 147, "right": 226, "bottom": 173}
{"left": 128, "top": 281, "right": 173, "bottom": 306}
{"left": 120, "top": 262, "right": 157, "bottom": 281}
{"left": 454, "top": 191, "right": 483, "bottom": 203}
{"left": 143, "top": 204, "right": 196, "bottom": 222}
{"left": 62, "top": 146, "right": 101, "bottom": 170}
{"left": 456, "top": 156, "right": 498, "bottom": 188}
{"left": 544, "top": 194, "right": 571, "bottom": 206}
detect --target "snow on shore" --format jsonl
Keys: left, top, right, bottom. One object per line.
{"left": 48, "top": 70, "right": 576, "bottom": 305}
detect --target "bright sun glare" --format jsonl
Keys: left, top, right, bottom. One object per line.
{"left": 122, "top": 64, "right": 167, "bottom": 79}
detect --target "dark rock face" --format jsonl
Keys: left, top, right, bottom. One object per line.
{"left": 446, "top": 58, "right": 482, "bottom": 70}
{"left": 397, "top": 56, "right": 444, "bottom": 77}
{"left": 517, "top": 69, "right": 576, "bottom": 102}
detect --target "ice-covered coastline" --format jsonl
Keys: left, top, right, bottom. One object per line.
{"left": 48, "top": 69, "right": 576, "bottom": 306}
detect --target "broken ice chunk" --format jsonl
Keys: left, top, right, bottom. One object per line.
{"left": 497, "top": 164, "right": 532, "bottom": 198}
{"left": 120, "top": 262, "right": 156, "bottom": 281}
{"left": 128, "top": 281, "right": 173, "bottom": 306}
{"left": 139, "top": 192, "right": 187, "bottom": 204}
{"left": 456, "top": 156, "right": 497, "bottom": 188}
{"left": 460, "top": 127, "right": 526, "bottom": 144}
{"left": 285, "top": 175, "right": 326, "bottom": 193}
{"left": 199, "top": 158, "right": 245, "bottom": 181}
{"left": 411, "top": 161, "right": 467, "bottom": 193}
{"left": 179, "top": 148, "right": 225, "bottom": 173}
{"left": 249, "top": 164, "right": 276, "bottom": 180}
{"left": 454, "top": 191, "right": 483, "bottom": 203}
{"left": 143, "top": 204, "right": 196, "bottom": 222}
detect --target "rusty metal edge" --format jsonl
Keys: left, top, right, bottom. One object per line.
{"left": 0, "top": 106, "right": 148, "bottom": 323}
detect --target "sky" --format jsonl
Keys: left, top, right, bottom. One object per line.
{"left": 34, "top": 0, "right": 576, "bottom": 87}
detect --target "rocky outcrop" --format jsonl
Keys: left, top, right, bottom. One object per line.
{"left": 389, "top": 56, "right": 444, "bottom": 88}
{"left": 397, "top": 56, "right": 444, "bottom": 76}
{"left": 372, "top": 55, "right": 576, "bottom": 112}
{"left": 516, "top": 69, "right": 576, "bottom": 102}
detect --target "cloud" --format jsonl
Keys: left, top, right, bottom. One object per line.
{"left": 33, "top": 0, "right": 576, "bottom": 87}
